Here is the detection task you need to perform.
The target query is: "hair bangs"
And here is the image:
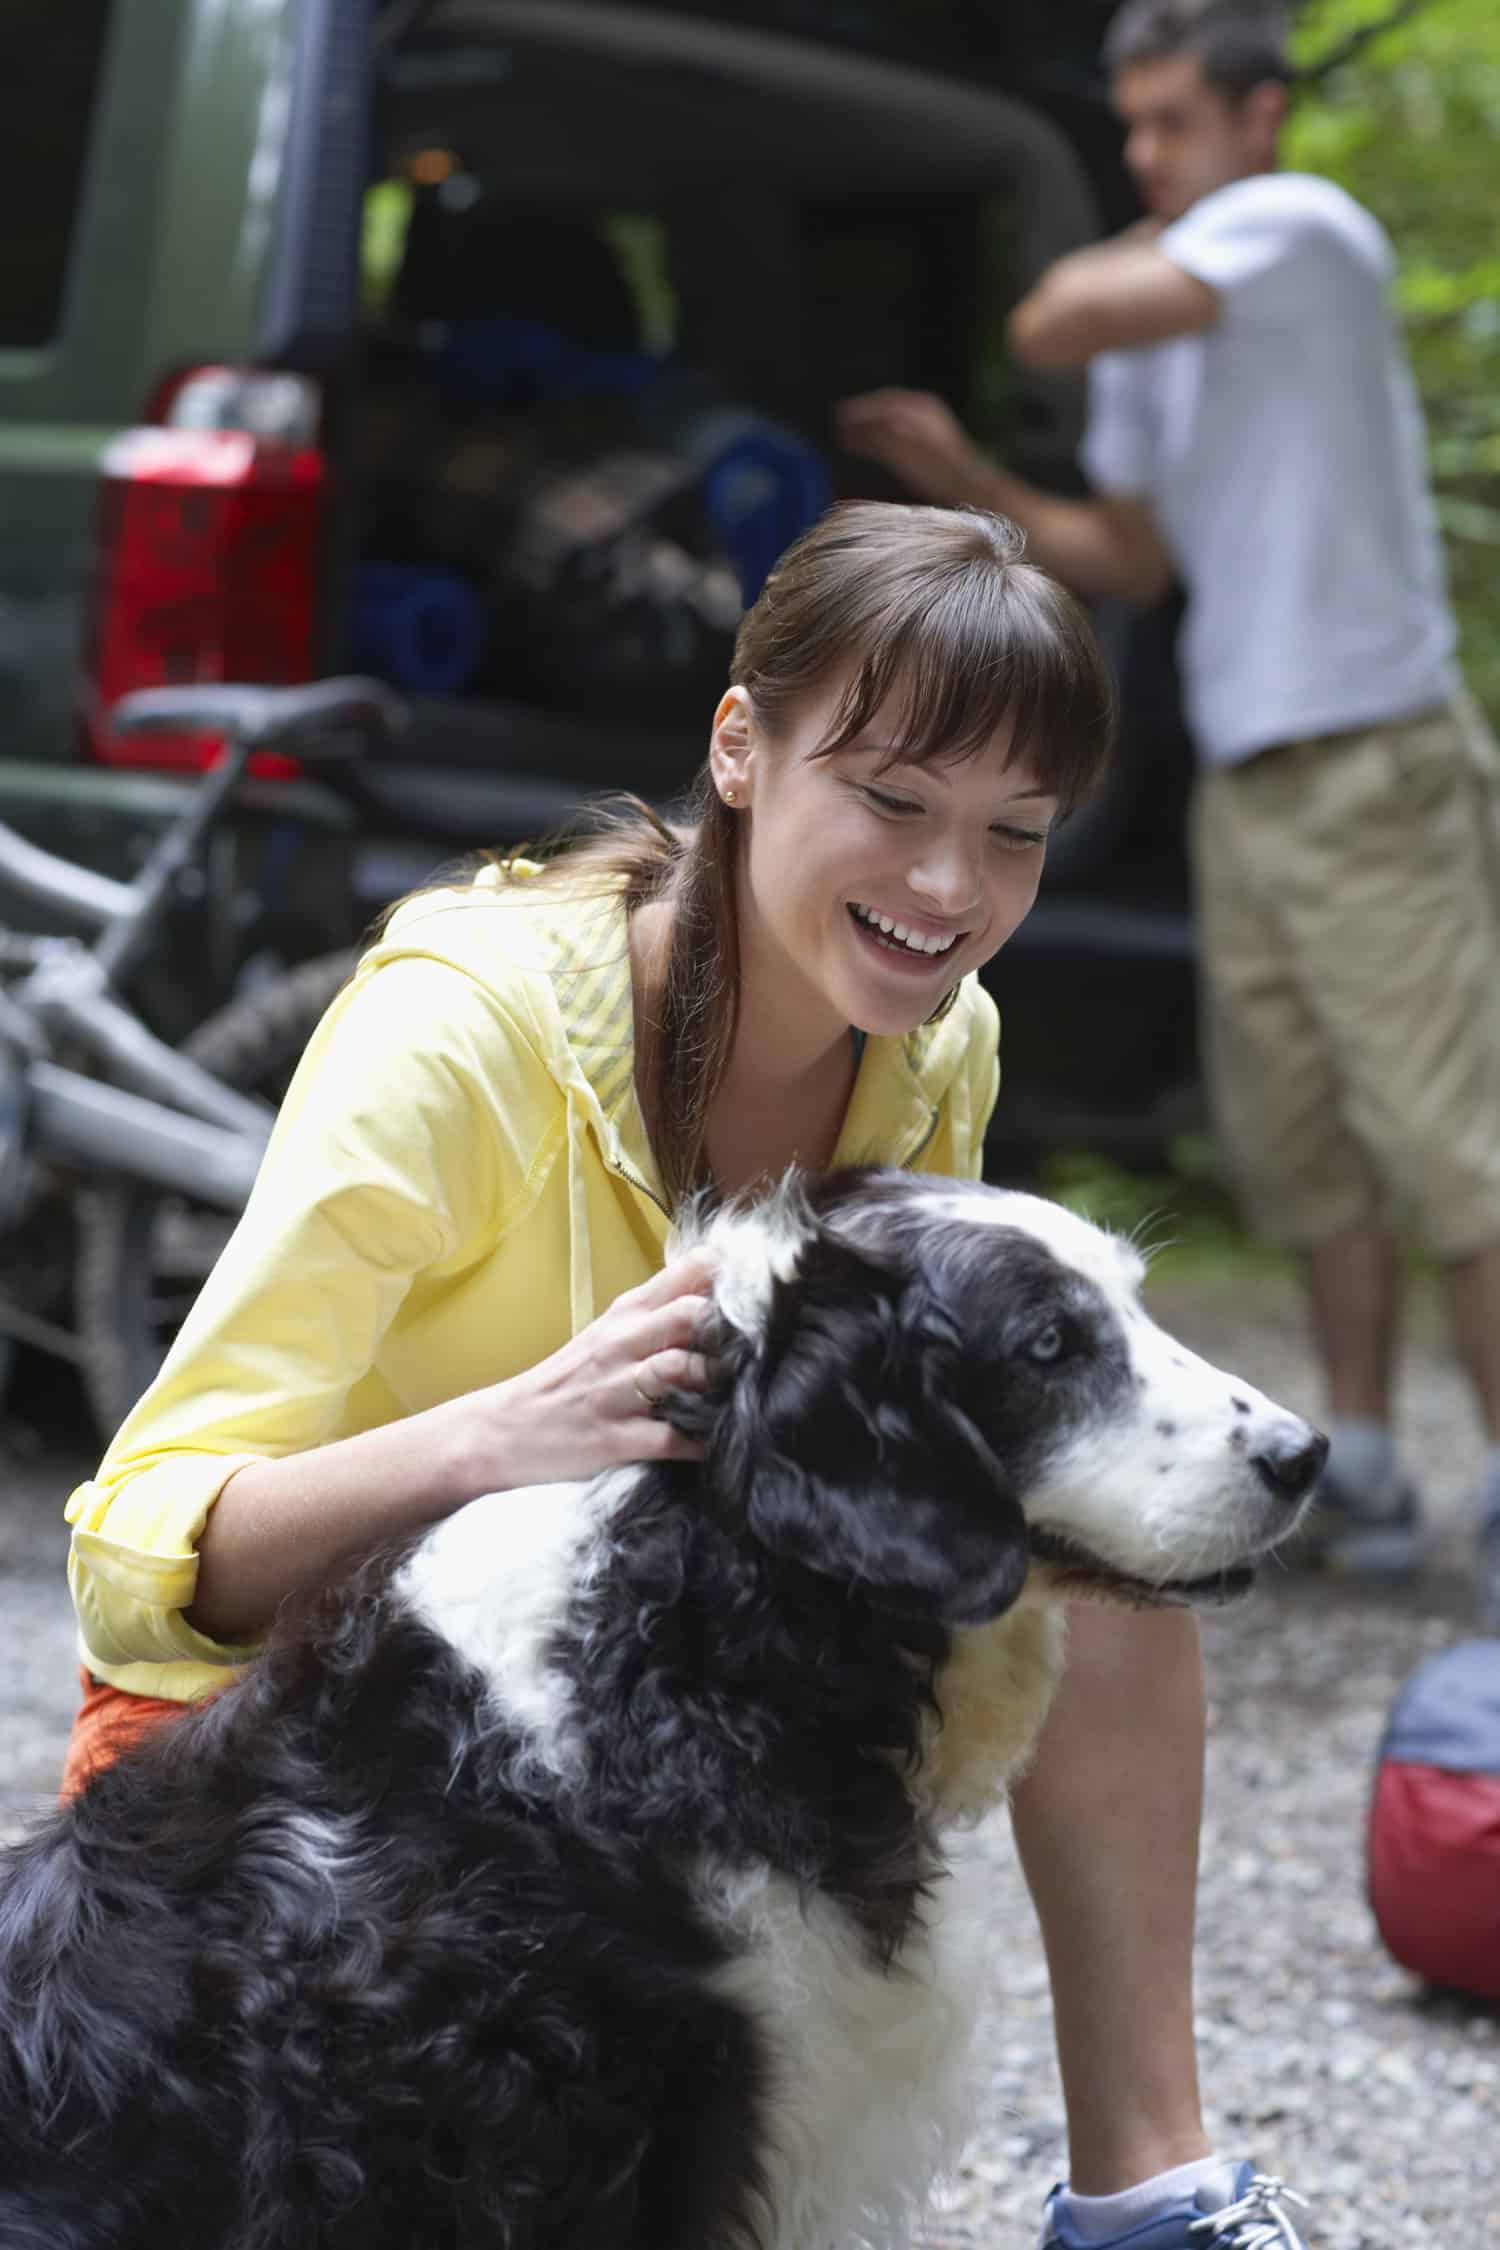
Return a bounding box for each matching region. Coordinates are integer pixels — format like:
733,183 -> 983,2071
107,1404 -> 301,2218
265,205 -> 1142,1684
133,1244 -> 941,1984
814,561 -> 1116,814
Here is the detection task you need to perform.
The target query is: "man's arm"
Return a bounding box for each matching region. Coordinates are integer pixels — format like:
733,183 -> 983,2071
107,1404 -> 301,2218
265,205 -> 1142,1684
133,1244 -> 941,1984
833,389 -> 1175,606
1006,235 -> 1220,372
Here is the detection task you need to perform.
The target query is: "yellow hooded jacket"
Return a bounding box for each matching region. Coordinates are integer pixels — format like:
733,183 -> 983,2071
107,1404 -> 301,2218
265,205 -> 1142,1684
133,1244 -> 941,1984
65,876 -> 1001,1702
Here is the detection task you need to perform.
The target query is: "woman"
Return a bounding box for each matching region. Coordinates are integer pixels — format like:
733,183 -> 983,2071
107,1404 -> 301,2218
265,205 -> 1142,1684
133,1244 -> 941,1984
62,504 -> 1307,2250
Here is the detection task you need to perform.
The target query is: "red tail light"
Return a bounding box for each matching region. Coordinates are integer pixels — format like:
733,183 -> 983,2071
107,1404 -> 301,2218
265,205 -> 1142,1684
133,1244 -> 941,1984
85,370 -> 326,777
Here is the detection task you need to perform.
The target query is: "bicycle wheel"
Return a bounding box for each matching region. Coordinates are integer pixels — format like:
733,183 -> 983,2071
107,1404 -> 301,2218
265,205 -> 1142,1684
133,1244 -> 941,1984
75,950 -> 356,1443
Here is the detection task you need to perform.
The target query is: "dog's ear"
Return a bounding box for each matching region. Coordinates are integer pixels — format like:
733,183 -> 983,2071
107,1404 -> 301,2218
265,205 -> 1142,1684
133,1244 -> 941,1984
709,1240 -> 1031,1627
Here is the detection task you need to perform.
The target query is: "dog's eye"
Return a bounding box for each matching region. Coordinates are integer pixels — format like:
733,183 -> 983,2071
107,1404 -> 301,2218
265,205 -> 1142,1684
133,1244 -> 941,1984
1030,1323 -> 1065,1364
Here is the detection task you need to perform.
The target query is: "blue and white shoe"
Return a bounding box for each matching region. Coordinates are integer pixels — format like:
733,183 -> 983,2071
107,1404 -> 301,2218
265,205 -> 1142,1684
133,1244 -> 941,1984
1039,2162 -> 1311,2249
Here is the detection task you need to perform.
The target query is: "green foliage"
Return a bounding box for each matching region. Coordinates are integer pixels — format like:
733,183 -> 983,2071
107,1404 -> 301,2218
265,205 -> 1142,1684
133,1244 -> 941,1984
1038,1140 -> 1281,1278
1285,0 -> 1500,719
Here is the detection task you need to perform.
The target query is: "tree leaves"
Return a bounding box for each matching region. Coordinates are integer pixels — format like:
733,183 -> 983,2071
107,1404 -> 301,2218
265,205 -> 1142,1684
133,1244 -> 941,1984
1286,0 -> 1500,715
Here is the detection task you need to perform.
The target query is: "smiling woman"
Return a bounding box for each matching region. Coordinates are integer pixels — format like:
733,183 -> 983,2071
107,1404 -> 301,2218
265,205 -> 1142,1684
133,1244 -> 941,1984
512,499 -> 1118,1202
706,684 -> 1063,1070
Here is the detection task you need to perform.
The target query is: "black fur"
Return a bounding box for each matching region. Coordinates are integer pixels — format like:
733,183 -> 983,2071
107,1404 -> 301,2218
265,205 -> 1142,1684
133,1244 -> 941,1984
0,1166 -> 1113,2250
0,1564 -> 773,2250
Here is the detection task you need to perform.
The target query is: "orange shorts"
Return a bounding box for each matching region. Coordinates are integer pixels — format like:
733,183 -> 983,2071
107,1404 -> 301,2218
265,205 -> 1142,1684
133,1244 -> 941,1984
59,1669 -> 192,1802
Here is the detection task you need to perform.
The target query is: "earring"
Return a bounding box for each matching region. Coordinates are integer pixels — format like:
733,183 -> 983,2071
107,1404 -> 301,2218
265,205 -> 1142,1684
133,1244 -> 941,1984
722,788 -> 738,805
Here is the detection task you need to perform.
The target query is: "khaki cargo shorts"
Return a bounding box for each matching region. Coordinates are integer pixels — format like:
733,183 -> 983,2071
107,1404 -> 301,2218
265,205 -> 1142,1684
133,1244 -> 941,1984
1192,694 -> 1500,1258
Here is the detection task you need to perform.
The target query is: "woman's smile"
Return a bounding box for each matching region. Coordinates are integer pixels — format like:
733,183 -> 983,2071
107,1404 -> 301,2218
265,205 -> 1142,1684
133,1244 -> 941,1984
847,900 -> 969,971
717,708 -> 1058,1043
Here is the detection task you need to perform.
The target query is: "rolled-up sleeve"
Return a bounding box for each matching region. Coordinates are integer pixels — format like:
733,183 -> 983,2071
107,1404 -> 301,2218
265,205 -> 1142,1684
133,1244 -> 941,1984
1158,182 -> 1338,324
66,950 -> 560,1676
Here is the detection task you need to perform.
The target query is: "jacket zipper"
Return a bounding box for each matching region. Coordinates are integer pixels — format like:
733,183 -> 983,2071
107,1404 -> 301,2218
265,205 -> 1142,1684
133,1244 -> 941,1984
902,1107 -> 941,1167
610,1154 -> 671,1218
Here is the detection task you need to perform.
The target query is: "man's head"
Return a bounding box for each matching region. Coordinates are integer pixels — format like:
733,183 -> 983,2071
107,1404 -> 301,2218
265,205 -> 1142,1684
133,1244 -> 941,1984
1103,1 -> 1293,220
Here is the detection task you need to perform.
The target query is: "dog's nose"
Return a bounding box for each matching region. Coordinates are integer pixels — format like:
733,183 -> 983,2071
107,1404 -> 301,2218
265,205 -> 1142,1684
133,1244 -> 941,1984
1251,1422 -> 1329,1504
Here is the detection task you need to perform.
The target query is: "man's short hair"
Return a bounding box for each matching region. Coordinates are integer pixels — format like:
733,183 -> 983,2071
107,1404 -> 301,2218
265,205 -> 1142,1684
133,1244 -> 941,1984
1102,0 -> 1294,103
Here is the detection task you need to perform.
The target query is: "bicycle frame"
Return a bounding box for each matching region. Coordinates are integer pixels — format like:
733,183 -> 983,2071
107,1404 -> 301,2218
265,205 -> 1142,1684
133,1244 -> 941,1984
0,677 -> 400,1226
0,731 -> 278,1222
26,1061 -> 269,1208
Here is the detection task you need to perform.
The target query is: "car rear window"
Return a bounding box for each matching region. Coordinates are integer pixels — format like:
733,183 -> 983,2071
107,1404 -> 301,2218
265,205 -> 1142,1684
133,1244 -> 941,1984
0,1 -> 115,348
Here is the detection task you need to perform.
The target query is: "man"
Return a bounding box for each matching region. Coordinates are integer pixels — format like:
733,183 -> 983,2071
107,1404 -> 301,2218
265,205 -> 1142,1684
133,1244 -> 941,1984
840,0 -> 1500,1621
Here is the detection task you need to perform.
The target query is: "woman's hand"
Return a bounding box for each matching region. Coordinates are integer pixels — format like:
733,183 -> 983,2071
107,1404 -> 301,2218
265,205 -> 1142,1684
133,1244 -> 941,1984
456,1251 -> 720,1492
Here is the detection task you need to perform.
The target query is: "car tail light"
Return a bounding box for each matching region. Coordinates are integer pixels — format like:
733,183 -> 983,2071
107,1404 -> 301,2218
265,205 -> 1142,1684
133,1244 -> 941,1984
84,370 -> 327,777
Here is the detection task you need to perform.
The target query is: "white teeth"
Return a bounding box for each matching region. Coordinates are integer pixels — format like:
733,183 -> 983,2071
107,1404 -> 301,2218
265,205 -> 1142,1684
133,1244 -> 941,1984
851,903 -> 957,957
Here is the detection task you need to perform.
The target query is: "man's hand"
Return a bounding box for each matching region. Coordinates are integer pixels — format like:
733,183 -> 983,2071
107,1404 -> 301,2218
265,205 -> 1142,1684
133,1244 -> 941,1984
837,383 -> 1176,605
834,389 -> 990,508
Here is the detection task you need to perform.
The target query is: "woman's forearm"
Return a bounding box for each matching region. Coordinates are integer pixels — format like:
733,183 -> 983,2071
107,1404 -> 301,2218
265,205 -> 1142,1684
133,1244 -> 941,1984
183,1252 -> 718,1644
184,1396 -> 491,1644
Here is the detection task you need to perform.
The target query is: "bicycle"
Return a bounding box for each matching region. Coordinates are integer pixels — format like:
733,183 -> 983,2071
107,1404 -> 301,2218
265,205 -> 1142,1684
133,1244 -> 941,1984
0,677 -> 404,1439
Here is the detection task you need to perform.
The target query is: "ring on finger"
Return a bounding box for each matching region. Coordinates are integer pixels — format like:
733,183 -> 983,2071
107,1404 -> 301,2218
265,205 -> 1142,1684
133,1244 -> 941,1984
633,1368 -> 662,1412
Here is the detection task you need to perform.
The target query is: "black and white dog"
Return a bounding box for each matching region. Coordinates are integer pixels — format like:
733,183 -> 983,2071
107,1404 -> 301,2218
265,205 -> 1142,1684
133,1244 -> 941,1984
0,1169 -> 1325,2250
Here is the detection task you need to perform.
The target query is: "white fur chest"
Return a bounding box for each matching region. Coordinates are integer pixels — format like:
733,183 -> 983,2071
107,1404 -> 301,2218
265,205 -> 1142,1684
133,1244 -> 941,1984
695,1857 -> 989,2250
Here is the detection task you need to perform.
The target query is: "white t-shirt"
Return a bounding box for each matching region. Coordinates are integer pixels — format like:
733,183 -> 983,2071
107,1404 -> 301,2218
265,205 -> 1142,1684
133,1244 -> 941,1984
1082,172 -> 1457,766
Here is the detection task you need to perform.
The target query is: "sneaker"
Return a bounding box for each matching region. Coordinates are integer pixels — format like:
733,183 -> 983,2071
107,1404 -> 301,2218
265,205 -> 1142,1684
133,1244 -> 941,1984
1039,2163 -> 1311,2249
1293,1462 -> 1423,1576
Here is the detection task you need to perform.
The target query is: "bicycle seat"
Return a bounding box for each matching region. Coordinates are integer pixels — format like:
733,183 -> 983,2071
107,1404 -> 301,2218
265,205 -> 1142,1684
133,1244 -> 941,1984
106,677 -> 407,758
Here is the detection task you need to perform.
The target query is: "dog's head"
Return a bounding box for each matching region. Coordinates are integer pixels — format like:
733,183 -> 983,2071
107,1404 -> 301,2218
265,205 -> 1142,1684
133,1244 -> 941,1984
667,1168 -> 1325,1629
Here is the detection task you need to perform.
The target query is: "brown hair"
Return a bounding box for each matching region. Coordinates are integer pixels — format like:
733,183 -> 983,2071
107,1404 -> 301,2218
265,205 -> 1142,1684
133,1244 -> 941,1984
506,502 -> 1115,1208
1102,0 -> 1293,104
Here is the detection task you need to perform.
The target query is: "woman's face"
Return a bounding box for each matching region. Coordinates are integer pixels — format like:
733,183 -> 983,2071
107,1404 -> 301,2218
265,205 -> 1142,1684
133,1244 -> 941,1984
711,679 -> 1060,1043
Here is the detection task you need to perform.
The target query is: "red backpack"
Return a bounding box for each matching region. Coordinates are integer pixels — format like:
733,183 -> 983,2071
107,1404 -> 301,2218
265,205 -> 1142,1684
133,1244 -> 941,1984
1367,1638 -> 1500,2000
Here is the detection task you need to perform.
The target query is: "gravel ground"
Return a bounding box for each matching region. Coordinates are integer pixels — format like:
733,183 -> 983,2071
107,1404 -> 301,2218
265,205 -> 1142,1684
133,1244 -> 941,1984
1,1265 -> 1495,2246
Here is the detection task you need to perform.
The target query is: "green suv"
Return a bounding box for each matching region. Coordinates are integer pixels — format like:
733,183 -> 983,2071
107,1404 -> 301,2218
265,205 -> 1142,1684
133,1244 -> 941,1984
0,0 -> 1197,1144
